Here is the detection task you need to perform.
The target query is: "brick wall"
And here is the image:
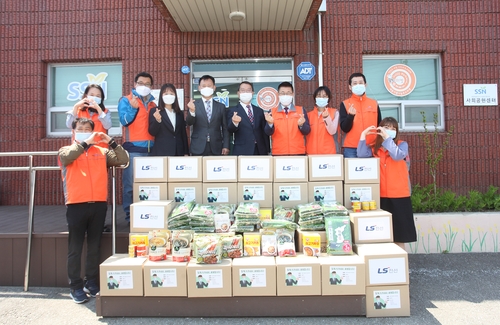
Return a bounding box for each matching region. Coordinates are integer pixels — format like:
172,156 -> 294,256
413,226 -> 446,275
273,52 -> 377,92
0,0 -> 498,205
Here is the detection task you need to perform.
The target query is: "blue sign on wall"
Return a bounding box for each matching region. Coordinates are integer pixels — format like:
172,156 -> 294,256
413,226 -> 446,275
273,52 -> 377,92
297,62 -> 316,81
181,65 -> 190,74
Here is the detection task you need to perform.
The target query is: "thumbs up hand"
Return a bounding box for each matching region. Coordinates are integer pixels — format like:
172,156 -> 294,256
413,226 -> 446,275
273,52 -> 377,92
298,114 -> 305,127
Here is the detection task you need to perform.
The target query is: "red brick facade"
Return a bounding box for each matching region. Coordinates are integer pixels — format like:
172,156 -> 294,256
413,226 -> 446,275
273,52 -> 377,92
0,0 -> 499,205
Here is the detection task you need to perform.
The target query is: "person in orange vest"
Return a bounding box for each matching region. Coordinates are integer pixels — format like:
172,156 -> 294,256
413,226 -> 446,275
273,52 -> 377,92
264,82 -> 310,155
339,73 -> 381,158
357,117 -> 417,250
306,86 -> 340,154
118,72 -> 156,224
58,117 -> 128,303
66,84 -> 111,148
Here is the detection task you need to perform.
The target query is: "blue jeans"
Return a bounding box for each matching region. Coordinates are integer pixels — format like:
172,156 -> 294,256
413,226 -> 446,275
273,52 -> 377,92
122,151 -> 149,221
343,147 -> 358,158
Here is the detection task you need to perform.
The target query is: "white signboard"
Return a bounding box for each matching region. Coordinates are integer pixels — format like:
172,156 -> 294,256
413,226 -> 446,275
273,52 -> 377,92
463,84 -> 498,106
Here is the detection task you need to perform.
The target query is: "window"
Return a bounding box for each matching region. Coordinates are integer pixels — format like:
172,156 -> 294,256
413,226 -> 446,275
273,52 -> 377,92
47,63 -> 123,136
363,55 -> 444,131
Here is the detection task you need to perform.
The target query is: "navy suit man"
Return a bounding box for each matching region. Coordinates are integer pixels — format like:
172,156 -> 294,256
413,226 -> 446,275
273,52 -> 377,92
186,75 -> 229,156
227,81 -> 270,155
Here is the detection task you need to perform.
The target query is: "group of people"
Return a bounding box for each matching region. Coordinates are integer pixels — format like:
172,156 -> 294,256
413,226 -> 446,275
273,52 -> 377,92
58,71 -> 416,304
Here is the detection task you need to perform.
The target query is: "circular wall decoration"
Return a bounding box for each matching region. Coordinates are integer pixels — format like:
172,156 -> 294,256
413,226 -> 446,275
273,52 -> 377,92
384,64 -> 417,97
257,87 -> 279,111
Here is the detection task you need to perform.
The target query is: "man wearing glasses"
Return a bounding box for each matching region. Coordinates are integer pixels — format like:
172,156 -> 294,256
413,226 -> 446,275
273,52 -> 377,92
118,72 -> 156,225
264,81 -> 310,155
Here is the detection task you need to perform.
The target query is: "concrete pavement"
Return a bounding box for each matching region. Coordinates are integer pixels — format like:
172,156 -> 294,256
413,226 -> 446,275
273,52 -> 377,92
1,253 -> 499,325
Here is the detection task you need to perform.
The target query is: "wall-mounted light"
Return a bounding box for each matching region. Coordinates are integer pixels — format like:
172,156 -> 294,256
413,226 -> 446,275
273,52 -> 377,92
229,11 -> 246,21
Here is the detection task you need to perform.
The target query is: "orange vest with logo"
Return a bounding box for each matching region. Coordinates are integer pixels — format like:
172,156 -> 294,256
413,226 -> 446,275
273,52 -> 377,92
376,141 -> 411,198
60,145 -> 109,204
306,107 -> 337,155
77,108 -> 108,134
343,94 -> 379,148
270,106 -> 306,155
123,93 -> 155,143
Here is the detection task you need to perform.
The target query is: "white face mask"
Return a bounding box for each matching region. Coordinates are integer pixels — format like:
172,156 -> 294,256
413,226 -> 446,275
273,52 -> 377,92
74,132 -> 92,143
385,129 -> 397,139
315,97 -> 328,108
162,94 -> 176,105
200,87 -> 214,97
351,84 -> 366,96
279,95 -> 293,107
239,92 -> 253,104
135,85 -> 151,97
87,95 -> 101,105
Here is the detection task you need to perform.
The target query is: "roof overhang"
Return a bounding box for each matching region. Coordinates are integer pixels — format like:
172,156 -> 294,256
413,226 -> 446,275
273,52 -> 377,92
152,0 -> 323,32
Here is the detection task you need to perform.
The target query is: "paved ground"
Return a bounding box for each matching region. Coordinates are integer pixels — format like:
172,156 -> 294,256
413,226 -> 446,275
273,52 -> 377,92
1,253 -> 499,325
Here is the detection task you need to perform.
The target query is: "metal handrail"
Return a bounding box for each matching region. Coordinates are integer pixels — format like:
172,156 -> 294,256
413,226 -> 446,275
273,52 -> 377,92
0,151 -> 123,291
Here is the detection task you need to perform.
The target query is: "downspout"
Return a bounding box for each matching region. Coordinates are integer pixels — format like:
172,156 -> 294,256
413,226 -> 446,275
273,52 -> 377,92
318,12 -> 324,87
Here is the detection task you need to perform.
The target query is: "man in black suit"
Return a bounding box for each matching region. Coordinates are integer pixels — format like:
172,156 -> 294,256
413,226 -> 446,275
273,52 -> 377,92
186,75 -> 229,156
227,81 -> 270,155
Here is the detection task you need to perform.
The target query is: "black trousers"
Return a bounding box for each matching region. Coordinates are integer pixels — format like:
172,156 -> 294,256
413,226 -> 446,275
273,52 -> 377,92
66,202 -> 107,290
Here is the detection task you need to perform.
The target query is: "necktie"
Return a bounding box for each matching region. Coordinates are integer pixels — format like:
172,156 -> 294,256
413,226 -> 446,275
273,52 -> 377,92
205,100 -> 212,122
284,106 -> 289,115
246,105 -> 254,124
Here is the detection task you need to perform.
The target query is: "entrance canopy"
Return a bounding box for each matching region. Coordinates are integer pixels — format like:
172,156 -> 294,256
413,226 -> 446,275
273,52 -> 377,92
153,0 -> 323,32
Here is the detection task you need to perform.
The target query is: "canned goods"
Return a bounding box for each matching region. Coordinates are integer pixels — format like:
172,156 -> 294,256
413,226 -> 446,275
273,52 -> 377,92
128,245 -> 136,258
136,244 -> 147,257
361,201 -> 370,211
352,201 -> 361,212
369,200 -> 377,210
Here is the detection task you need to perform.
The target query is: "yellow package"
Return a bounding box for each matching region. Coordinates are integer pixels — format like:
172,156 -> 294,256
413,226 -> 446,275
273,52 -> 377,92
243,233 -> 261,256
302,232 -> 321,257
130,233 -> 149,246
259,208 -> 273,221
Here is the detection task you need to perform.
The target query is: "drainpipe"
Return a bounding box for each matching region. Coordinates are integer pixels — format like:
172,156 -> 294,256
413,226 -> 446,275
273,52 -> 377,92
317,1 -> 326,86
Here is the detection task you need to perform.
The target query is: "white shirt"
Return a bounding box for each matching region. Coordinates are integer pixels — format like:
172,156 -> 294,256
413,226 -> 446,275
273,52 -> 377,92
165,108 -> 176,131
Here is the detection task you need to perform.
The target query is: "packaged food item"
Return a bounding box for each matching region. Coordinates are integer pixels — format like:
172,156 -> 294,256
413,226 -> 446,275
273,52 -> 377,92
325,216 -> 353,255
296,202 -> 322,218
168,200 -> 195,230
214,212 -> 231,233
171,230 -> 193,262
193,235 -> 223,264
243,233 -> 261,256
261,219 -> 298,230
260,229 -> 277,256
136,244 -> 147,257
302,232 -> 321,257
130,234 -> 149,247
273,205 -> 296,222
276,228 -> 296,257
128,245 -> 136,258
259,208 -> 273,221
148,230 -> 170,261
221,235 -> 243,258
319,201 -> 349,216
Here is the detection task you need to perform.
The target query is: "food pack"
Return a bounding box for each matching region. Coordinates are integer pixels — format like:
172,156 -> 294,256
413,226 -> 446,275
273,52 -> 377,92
260,229 -> 277,256
301,232 -> 321,257
221,235 -> 243,258
276,228 -> 296,257
168,200 -> 195,230
243,233 -> 261,256
325,216 -> 353,255
273,205 -> 296,222
148,230 -> 170,261
193,235 -> 223,264
171,230 -> 194,262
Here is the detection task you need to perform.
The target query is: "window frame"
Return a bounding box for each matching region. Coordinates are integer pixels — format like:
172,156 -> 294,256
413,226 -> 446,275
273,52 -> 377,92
363,54 -> 444,131
46,62 -> 122,137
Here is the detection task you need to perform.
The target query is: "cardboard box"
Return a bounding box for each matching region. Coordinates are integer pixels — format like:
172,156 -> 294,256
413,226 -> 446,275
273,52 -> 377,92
238,156 -> 274,182
130,200 -> 174,233
296,230 -> 328,254
133,156 -> 168,183
167,182 -> 203,204
350,210 -> 393,244
133,182 -> 168,203
203,156 -> 237,182
366,285 -> 410,317
99,254 -> 147,296
237,183 -> 273,207
202,183 -> 238,205
186,259 -> 232,297
344,158 -> 380,184
143,260 -> 188,297
354,243 -> 409,286
232,256 -> 277,296
276,254 -> 321,296
273,156 -> 308,182
344,183 -> 380,211
319,255 -> 366,295
273,182 -> 308,208
308,181 -> 344,204
308,154 -> 344,181
167,156 -> 202,182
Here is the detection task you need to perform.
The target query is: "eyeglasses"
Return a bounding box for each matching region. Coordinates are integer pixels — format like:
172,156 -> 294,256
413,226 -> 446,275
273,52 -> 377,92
137,81 -> 152,87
